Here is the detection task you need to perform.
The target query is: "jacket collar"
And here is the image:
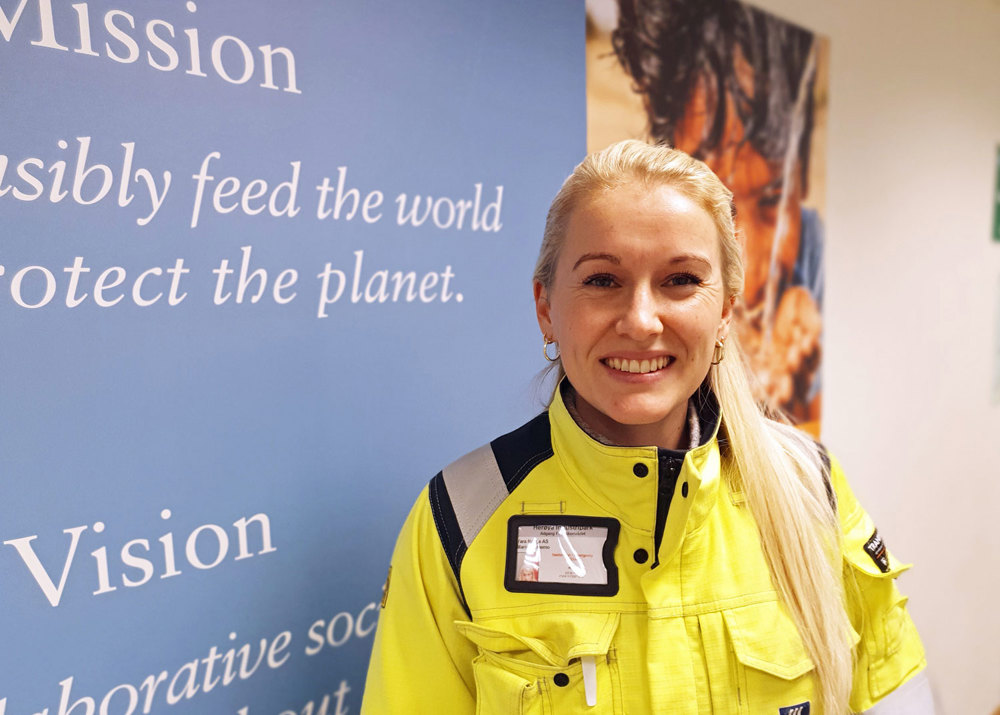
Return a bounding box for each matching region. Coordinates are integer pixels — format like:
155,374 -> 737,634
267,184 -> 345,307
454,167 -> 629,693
549,380 -> 724,537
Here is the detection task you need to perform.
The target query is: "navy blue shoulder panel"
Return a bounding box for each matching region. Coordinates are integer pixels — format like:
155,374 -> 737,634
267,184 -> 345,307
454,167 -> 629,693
816,442 -> 836,514
490,411 -> 553,493
428,470 -> 466,580
428,471 -> 472,617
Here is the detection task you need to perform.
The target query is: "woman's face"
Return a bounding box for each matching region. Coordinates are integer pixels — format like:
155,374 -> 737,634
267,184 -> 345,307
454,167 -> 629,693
535,181 -> 733,448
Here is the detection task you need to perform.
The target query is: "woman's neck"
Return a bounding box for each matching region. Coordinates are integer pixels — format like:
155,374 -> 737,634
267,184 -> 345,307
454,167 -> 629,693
562,383 -> 698,451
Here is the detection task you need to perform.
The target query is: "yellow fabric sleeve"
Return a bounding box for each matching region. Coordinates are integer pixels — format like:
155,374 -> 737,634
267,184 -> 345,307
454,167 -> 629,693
828,455 -> 928,713
361,485 -> 478,714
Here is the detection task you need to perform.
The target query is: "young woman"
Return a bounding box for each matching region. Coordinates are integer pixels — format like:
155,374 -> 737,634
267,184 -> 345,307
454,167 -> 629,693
362,141 -> 930,714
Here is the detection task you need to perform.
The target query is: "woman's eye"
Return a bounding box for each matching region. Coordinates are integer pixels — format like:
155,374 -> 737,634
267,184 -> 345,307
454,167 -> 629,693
758,191 -> 782,209
758,175 -> 784,209
583,273 -> 616,288
666,273 -> 703,287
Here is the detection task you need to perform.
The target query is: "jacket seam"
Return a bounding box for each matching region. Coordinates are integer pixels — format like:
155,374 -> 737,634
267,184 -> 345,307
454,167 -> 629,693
505,448 -> 555,494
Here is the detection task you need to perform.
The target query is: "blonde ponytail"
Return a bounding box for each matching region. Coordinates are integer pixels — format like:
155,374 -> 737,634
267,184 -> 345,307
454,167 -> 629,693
712,337 -> 854,714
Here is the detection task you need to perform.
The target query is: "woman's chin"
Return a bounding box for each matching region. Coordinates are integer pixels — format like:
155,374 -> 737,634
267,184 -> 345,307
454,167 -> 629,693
581,397 -> 688,446
603,394 -> 685,426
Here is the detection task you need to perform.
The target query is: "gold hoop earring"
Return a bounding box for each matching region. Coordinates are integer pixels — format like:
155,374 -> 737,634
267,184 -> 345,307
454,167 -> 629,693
543,337 -> 560,362
711,339 -> 726,365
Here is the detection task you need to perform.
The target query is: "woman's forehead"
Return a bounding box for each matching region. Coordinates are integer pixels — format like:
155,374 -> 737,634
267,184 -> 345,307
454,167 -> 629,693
563,182 -> 720,256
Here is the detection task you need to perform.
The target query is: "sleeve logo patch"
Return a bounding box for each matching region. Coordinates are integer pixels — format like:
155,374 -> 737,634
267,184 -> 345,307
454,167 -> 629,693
779,703 -> 810,715
864,529 -> 890,573
380,565 -> 392,609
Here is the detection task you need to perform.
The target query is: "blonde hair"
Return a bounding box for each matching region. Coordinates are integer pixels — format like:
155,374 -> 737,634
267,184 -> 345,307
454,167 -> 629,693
534,140 -> 853,714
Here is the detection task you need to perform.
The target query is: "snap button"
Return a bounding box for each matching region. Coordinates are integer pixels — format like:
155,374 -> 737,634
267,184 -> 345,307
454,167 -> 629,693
553,673 -> 570,687
681,481 -> 689,497
633,548 -> 648,564
632,463 -> 648,478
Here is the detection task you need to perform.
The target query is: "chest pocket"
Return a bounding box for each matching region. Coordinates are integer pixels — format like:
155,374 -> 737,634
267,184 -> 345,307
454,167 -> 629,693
455,612 -> 623,715
721,601 -> 821,715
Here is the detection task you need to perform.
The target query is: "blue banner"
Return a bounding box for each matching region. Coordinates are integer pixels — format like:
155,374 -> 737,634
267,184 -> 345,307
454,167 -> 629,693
0,1 -> 583,711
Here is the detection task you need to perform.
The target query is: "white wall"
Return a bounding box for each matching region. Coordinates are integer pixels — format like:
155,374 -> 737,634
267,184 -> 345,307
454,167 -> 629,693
746,1 -> 1000,713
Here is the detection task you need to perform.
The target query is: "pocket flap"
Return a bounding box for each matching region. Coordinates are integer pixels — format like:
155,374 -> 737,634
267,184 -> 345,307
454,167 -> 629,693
455,612 -> 620,667
723,601 -> 815,680
842,515 -> 911,578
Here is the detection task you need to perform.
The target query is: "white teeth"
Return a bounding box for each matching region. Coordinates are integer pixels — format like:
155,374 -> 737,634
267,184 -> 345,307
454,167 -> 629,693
605,356 -> 671,374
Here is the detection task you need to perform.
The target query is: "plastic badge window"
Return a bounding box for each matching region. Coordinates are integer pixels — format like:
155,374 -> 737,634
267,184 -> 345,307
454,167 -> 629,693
504,515 -> 619,596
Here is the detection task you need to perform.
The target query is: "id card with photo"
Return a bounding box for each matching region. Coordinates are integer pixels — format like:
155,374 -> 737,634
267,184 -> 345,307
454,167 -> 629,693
504,515 -> 619,596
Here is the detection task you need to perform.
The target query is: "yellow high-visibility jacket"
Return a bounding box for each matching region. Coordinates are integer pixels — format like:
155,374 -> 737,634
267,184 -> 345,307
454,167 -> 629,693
362,385 -> 926,714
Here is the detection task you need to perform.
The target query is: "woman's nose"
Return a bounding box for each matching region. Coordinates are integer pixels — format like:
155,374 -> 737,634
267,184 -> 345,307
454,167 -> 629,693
616,286 -> 663,339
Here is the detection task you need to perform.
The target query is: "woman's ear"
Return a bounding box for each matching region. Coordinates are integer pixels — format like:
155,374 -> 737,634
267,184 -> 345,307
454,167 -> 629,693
719,294 -> 736,341
533,280 -> 553,338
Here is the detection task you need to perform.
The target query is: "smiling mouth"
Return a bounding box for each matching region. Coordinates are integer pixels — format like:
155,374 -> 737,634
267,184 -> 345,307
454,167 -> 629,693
602,356 -> 674,374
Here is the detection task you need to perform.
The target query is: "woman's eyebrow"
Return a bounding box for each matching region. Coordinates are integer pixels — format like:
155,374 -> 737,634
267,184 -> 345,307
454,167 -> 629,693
669,253 -> 712,269
572,252 -> 620,270
573,252 -> 712,271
